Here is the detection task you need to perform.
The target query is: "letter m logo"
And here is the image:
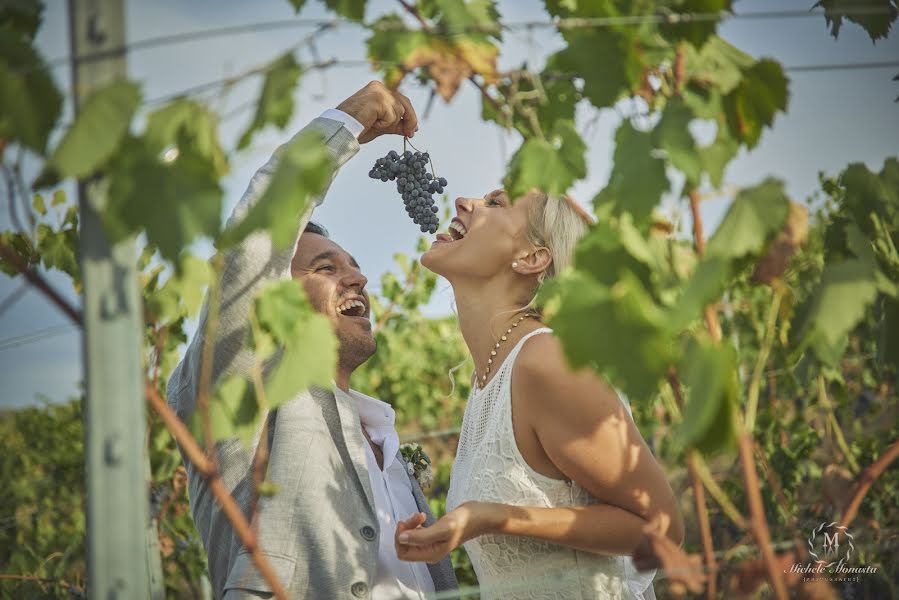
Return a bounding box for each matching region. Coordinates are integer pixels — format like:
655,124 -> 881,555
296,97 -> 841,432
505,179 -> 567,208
823,531 -> 840,555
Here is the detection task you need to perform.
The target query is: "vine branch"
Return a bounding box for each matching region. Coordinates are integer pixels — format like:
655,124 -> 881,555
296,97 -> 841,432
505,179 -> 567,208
840,436 -> 899,528
144,382 -> 288,600
0,241 -> 82,326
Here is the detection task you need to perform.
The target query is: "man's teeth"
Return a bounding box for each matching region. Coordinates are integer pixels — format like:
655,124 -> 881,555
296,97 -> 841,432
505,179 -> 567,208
448,221 -> 467,238
336,299 -> 365,315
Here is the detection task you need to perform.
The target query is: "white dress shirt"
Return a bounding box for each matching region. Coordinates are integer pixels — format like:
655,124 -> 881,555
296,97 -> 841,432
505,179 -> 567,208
319,108 -> 366,139
334,388 -> 436,599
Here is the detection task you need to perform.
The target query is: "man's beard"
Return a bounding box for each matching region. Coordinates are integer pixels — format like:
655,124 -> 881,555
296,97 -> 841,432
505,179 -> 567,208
337,330 -> 377,374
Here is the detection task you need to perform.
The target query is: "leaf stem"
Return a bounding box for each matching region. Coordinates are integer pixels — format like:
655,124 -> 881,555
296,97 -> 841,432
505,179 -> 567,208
817,375 -> 861,474
197,253 -> 224,457
745,285 -> 784,431
840,436 -> 899,528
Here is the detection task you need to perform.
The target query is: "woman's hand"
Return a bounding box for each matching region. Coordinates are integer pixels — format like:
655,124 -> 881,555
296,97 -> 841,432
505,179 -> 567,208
395,502 -> 495,563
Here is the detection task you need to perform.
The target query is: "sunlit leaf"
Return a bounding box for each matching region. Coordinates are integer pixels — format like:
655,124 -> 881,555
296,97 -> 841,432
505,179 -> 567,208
594,121 -> 670,226
549,270 -> 676,400
706,178 -> 790,260
545,29 -> 631,109
237,53 -> 302,150
659,0 -> 732,47
654,97 -> 701,184
49,79 -> 141,178
676,335 -> 738,454
504,119 -> 586,200
723,59 -> 789,150
253,279 -> 338,409
146,98 -> 229,177
219,129 -> 333,250
106,136 -> 222,262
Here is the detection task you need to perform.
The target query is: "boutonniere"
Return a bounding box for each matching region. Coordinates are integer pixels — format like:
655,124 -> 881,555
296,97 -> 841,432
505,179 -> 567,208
400,442 -> 433,490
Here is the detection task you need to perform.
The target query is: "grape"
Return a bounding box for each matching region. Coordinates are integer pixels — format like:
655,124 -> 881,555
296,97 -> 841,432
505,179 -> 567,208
368,146 -> 448,234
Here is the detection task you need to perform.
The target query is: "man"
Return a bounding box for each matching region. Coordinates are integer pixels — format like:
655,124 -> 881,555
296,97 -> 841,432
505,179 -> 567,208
167,82 -> 458,599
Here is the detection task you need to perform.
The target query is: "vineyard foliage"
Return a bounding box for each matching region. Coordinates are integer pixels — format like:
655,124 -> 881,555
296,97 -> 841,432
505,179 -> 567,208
1,0 -> 898,598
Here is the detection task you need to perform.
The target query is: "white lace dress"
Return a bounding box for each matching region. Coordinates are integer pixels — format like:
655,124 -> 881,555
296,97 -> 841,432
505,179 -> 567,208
446,328 -> 657,600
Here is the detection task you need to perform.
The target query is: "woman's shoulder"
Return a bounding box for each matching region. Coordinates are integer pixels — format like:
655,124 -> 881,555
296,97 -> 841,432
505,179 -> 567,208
514,329 -> 623,417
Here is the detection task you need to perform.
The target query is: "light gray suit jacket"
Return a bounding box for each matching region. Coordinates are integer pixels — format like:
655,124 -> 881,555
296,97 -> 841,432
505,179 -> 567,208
166,118 -> 458,599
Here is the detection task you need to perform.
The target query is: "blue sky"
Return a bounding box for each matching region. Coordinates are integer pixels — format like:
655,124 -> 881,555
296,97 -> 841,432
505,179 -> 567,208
1,0 -> 897,408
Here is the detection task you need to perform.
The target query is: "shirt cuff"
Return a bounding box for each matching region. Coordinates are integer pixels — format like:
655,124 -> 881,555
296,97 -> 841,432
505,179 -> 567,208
319,108 -> 365,140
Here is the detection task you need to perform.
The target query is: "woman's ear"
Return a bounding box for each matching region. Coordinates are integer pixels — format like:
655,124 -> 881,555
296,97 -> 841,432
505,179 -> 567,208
513,247 -> 553,277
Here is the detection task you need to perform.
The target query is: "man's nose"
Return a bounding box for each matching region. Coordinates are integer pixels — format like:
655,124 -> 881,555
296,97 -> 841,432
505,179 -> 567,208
343,268 -> 368,290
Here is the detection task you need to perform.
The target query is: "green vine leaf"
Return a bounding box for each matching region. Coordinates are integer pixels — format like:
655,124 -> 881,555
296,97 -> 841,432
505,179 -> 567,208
219,129 -> 333,251
659,0 -> 733,48
47,79 -> 141,179
106,136 -> 222,263
707,178 -> 790,260
253,280 -> 338,409
548,270 -> 676,401
594,121 -> 670,227
676,335 -> 738,454
146,99 -> 229,178
503,119 -> 586,200
545,29 -> 632,110
723,59 -> 789,150
238,53 -> 303,150
323,0 -> 367,22
814,0 -> 898,42
0,31 -> 63,155
654,97 -> 702,184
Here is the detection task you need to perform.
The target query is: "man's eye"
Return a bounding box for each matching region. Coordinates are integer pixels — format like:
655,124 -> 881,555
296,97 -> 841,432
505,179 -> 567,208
316,265 -> 335,272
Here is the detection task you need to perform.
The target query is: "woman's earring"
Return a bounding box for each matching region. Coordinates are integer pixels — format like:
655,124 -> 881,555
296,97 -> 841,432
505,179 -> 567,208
512,261 -> 518,268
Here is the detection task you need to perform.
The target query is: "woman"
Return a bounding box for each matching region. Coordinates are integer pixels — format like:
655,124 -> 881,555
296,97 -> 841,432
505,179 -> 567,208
395,189 -> 683,599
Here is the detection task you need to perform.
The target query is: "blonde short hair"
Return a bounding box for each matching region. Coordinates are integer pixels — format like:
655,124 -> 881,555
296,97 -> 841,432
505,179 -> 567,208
525,191 -> 592,285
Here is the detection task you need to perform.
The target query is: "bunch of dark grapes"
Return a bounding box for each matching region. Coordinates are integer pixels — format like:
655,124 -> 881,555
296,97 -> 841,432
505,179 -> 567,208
369,149 -> 447,234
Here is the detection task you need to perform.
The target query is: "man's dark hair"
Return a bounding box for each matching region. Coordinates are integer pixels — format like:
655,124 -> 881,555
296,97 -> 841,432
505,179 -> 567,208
304,221 -> 329,238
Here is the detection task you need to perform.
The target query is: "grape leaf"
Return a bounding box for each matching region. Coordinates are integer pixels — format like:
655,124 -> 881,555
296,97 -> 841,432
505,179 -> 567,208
32,193 -> 46,216
0,32 -> 63,155
146,98 -> 229,177
654,97 -> 702,184
323,0 -> 367,22
545,29 -> 631,110
594,121 -> 670,227
697,127 -> 738,188
723,59 -> 789,150
219,129 -> 333,251
548,270 -> 676,401
253,280 -> 338,409
503,119 -> 586,200
706,178 -> 790,260
0,0 -> 44,39
48,79 -> 141,178
686,35 -> 754,95
814,0 -> 898,42
238,53 -> 302,150
106,136 -> 222,263
676,335 -> 738,454
797,258 -> 879,366
190,375 -> 259,445
659,0 -> 733,48
668,256 -> 731,330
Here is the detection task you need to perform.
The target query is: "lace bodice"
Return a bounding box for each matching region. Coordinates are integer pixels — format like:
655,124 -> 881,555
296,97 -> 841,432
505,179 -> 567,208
446,328 -> 656,599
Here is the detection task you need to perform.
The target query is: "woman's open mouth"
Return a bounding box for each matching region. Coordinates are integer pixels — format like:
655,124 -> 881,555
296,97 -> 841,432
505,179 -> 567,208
434,219 -> 467,244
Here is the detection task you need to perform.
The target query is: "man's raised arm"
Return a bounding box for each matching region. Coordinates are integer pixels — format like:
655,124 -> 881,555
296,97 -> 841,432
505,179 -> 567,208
167,82 -> 418,417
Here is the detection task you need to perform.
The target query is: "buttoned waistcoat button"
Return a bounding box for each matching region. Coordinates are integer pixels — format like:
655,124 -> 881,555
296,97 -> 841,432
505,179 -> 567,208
360,525 -> 376,541
351,581 -> 368,597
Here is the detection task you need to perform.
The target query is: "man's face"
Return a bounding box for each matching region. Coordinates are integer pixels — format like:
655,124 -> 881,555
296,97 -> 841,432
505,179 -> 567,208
291,233 -> 376,372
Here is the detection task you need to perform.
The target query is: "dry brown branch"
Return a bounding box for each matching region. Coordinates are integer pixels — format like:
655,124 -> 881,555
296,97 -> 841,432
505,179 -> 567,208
145,383 -> 289,600
840,436 -> 899,528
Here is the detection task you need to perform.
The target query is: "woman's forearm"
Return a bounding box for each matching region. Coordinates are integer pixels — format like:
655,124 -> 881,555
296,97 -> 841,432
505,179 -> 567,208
478,501 -> 649,556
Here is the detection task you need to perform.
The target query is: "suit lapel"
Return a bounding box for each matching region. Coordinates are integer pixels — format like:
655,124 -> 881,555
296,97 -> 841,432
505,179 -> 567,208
321,386 -> 377,514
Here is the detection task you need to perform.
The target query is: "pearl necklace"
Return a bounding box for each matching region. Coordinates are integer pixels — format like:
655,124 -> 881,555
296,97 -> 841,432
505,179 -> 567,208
477,313 -> 536,388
